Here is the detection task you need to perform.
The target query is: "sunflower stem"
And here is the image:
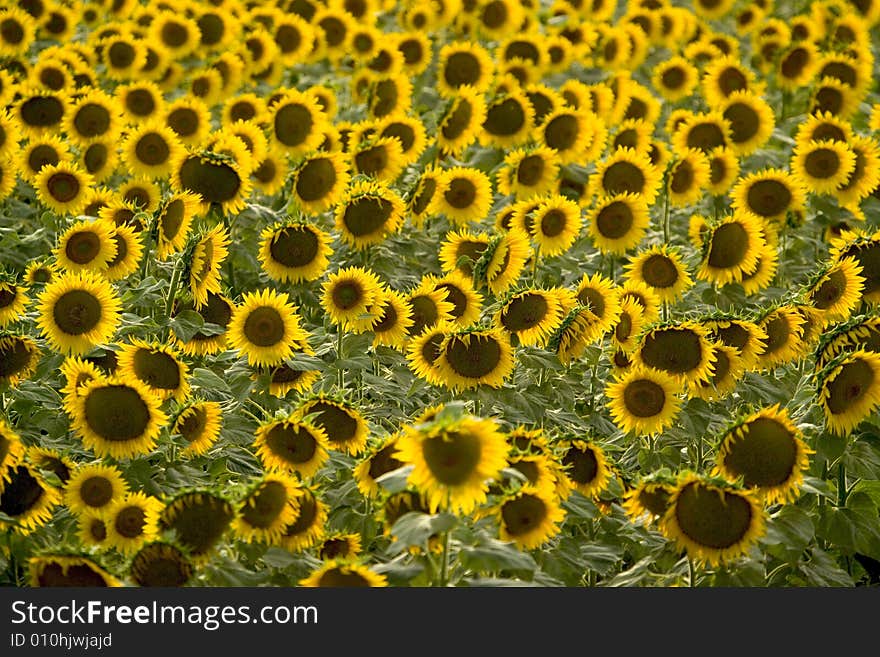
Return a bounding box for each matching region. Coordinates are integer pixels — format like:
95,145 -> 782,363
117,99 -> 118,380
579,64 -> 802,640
532,245 -> 540,284
439,526 -> 451,587
688,557 -> 697,587
837,462 -> 847,507
139,216 -> 157,281
336,327 -> 345,391
662,169 -> 671,245
162,258 -> 182,341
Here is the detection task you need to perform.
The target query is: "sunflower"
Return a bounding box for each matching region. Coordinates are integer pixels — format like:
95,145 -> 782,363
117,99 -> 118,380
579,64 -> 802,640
590,148 -> 661,204
103,224 -> 143,283
376,113 -> 427,166
405,278 -> 456,339
232,473 -> 300,544
406,322 -> 452,386
369,288 -> 414,350
755,305 -> 806,370
706,147 -> 740,196
336,180 -> 405,249
559,440 -> 611,498
436,327 -> 515,390
19,134 -> 71,183
433,167 -> 493,226
0,334 -> 40,388
28,555 -> 121,587
76,508 -> 109,548
188,224 -> 229,310
104,492 -> 163,555
635,322 -> 717,386
714,405 -> 811,505
661,473 -> 765,568
159,491 -> 235,562
37,270 -> 120,356
491,485 -> 564,550
740,238 -> 780,296
122,121 -> 184,180
53,218 -> 116,274
0,7 -> 35,57
496,288 -> 567,347
115,81 -> 165,124
696,212 -> 764,286
174,292 -> 233,357
354,435 -> 404,498
480,90 -> 535,149
129,541 -> 193,587
777,42 -> 820,90
528,194 -> 582,257
623,477 -> 676,526
292,151 -> 351,215
395,412 -> 508,514
295,397 -> 369,457
791,139 -> 857,196
625,245 -> 693,304
116,339 -> 189,403
587,193 -> 650,254
433,271 -> 483,328
688,344 -> 745,401
537,108 -> 605,164
651,56 -> 698,101
267,89 -> 326,158
438,229 -> 491,278
702,318 -> 768,372
280,487 -> 327,552
436,85 -> 487,157
484,229 -> 531,296
35,161 -> 92,216
259,222 -> 331,284
254,416 -> 330,479
497,145 -> 562,201
701,55 -> 759,107
609,118 -> 654,156
164,95 -> 211,147
606,365 -> 682,436
806,257 -> 865,326
0,418 -> 25,490
300,559 -> 387,587
619,279 -> 662,326
228,288 -> 309,368
719,91 -> 775,157
833,135 -> 880,208
437,41 -> 494,97
0,280 -> 26,328
321,267 -> 383,334
667,148 -> 710,207
732,168 -> 806,224
154,192 -> 198,260
318,533 -> 362,561
15,88 -> 67,138
0,464 -> 60,534
819,350 -> 880,436
173,400 -> 223,457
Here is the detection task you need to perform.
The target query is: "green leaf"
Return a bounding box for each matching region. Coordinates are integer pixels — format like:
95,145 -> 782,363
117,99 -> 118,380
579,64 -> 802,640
842,435 -> 880,481
388,511 -> 456,553
375,465 -> 413,494
457,537 -> 538,574
579,542 -> 624,576
169,310 -> 205,342
262,547 -> 300,569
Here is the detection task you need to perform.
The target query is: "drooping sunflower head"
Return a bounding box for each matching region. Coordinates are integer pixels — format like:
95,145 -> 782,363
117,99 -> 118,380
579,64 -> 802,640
0,463 -> 61,534
0,333 -> 39,388
754,305 -> 806,370
318,532 -> 363,561
714,404 -> 812,505
559,439 -> 611,498
300,559 -> 388,587
660,473 -> 766,568
28,554 -> 121,587
818,349 -> 880,436
280,486 -> 328,553
395,410 -> 509,514
187,223 -> 230,311
295,396 -> 369,457
805,256 -> 865,326
173,292 -> 234,356
159,490 -> 235,563
129,541 -> 193,587
354,434 -> 404,498
696,212 -> 764,287
233,473 -> 301,545
622,476 -> 676,526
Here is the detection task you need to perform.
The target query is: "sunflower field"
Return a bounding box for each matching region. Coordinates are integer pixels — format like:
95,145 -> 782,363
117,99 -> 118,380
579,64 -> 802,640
2,0 -> 880,590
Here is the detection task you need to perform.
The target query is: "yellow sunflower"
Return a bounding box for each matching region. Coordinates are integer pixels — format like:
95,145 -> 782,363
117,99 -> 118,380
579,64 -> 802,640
37,270 -> 121,356
105,492 -> 163,555
406,322 -> 452,386
370,288 -> 414,350
818,350 -> 880,436
229,288 -> 309,368
436,327 -> 515,390
0,464 -> 61,534
731,168 -> 806,224
70,377 -> 166,459
292,151 -> 351,215
28,555 -> 120,587
805,257 -> 865,326
232,473 -> 301,545
587,192 -> 650,255
395,412 -> 509,514
625,245 -> 694,304
254,416 -> 330,479
174,400 -> 223,457
35,162 -> 93,216
335,179 -> 405,249
559,440 -> 611,498
260,221 -> 333,285
300,560 -> 387,587
188,224 -> 230,310
434,166 -> 493,226
321,266 -> 383,331
494,486 -> 565,550
606,365 -> 682,436
280,487 -> 328,553
714,405 -> 812,505
791,139 -> 857,196
696,212 -> 764,286
495,288 -> 568,347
